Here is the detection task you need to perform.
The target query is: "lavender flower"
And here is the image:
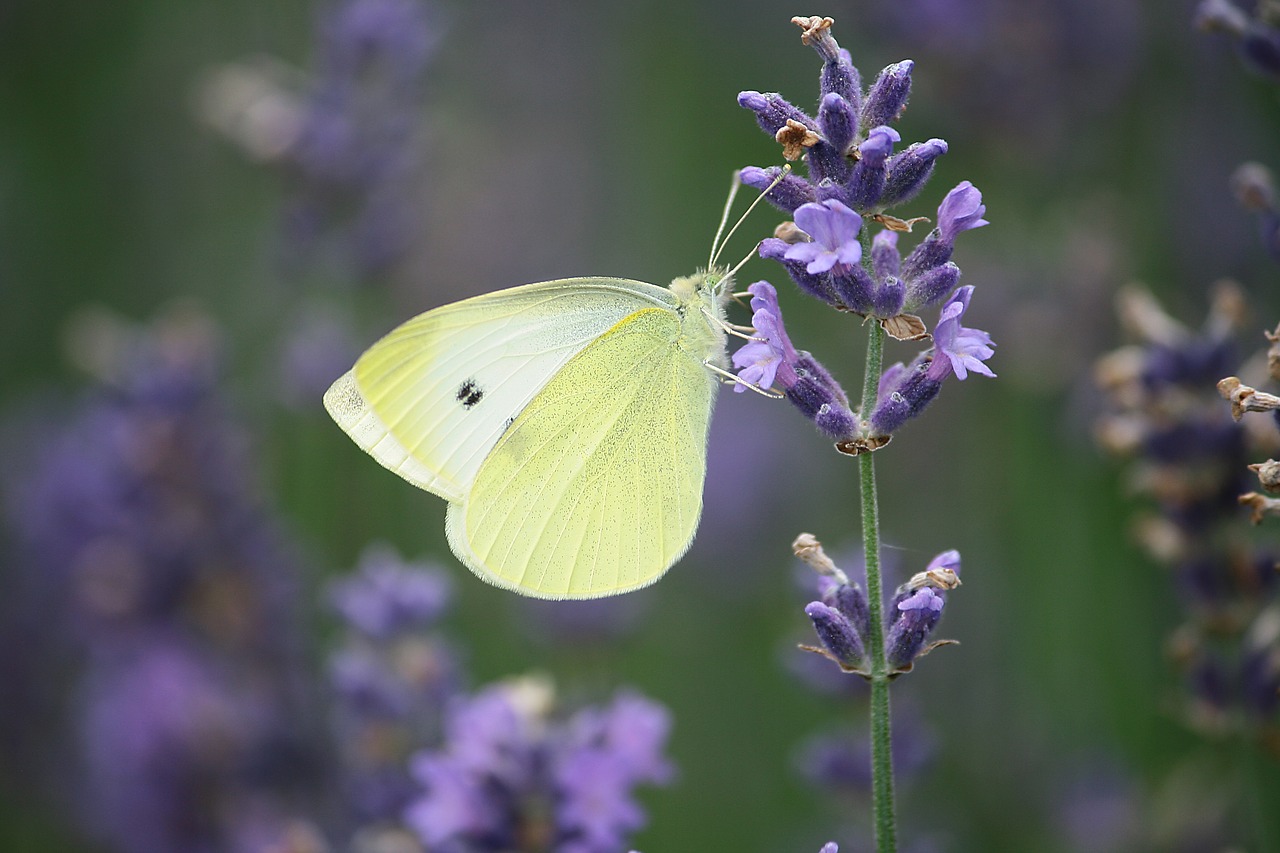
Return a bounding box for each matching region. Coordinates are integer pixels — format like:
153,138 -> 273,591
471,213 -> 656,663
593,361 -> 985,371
868,288 -> 995,438
732,283 -> 857,441
927,286 -> 997,382
785,200 -> 864,274
403,679 -> 673,853
740,17 -> 992,462
2,309 -> 315,853
332,543 -> 452,640
1096,283 -> 1280,743
885,589 -> 945,670
328,544 -> 459,826
799,540 -> 961,677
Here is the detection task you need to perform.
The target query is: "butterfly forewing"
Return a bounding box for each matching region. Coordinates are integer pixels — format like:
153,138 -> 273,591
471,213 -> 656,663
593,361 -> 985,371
323,278 -> 673,501
445,306 -> 719,598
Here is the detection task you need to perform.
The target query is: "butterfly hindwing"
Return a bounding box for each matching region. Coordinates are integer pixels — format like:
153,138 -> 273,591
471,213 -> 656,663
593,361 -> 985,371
445,306 -> 719,598
323,278 -> 674,502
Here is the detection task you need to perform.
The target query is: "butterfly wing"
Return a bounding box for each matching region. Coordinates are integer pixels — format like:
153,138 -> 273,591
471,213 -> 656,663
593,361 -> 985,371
445,305 -> 720,599
324,278 -> 673,502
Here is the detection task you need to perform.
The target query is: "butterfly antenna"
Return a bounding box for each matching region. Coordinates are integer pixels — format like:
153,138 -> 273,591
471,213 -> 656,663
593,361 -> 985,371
709,164 -> 792,270
725,241 -> 760,284
708,171 -> 744,270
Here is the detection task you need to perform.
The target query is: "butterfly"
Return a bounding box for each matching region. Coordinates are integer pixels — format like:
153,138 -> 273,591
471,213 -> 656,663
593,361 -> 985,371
323,174 -> 781,599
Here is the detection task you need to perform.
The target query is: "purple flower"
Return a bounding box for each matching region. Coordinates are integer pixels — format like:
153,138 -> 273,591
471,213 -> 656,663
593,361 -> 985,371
402,682 -> 674,852
927,286 -> 996,381
886,588 -> 946,670
785,200 -> 864,274
555,750 -> 645,851
732,282 -> 800,392
280,0 -> 440,278
937,180 -> 990,242
858,125 -> 901,163
926,549 -> 961,575
860,60 -> 914,130
2,310 -> 316,852
327,540 -> 459,826
805,601 -> 867,670
901,181 -> 989,282
403,754 -> 498,846
330,543 -> 451,639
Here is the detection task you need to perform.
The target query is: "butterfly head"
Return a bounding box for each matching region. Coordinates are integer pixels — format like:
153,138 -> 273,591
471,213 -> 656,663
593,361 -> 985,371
670,267 -> 733,309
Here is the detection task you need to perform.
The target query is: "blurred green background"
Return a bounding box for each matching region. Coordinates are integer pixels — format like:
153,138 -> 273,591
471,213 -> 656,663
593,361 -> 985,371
3,0 -> 1279,850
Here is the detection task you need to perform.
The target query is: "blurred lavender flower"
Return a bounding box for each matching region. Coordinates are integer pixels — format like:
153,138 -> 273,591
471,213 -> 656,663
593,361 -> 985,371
1,308 -> 319,852
796,716 -> 936,796
282,0 -> 439,277
403,678 -> 673,853
328,544 -> 460,827
1197,0 -> 1280,81
1096,284 -> 1280,745
197,0 -> 440,280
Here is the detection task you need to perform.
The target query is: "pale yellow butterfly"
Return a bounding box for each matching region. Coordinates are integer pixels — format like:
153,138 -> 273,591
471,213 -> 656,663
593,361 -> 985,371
323,173 -> 780,599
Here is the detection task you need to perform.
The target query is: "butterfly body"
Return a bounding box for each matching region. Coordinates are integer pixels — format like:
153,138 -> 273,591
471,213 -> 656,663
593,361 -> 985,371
324,271 -> 733,598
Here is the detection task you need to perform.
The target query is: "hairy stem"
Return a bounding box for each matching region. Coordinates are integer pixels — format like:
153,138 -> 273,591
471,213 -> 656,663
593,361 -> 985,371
859,318 -> 896,853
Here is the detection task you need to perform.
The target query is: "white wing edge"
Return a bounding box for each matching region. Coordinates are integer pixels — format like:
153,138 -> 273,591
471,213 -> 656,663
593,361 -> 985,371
444,500 -> 682,601
323,370 -> 466,502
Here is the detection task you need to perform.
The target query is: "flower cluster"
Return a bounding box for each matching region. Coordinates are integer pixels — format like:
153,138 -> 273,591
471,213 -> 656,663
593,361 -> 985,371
1095,285 -> 1280,742
1,309 -> 317,852
1196,0 -> 1280,81
403,678 -> 674,853
797,537 -> 961,678
732,17 -> 994,448
196,0 -> 439,279
328,544 -> 459,828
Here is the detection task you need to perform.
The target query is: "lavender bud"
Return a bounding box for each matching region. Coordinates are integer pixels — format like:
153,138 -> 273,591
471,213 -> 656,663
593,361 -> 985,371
860,61 -> 914,131
823,47 -> 861,109
905,261 -> 961,311
872,276 -> 906,319
823,581 -> 871,641
869,358 -> 943,437
737,90 -> 815,137
881,138 -> 949,207
901,230 -> 951,282
871,230 -> 901,282
741,166 -> 817,214
846,126 -> 900,210
805,601 -> 867,669
787,354 -> 858,440
885,588 -> 945,670
828,263 -> 877,314
816,92 -> 858,154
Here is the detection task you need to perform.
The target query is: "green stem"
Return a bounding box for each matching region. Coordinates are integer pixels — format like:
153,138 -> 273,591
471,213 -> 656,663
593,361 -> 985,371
859,320 -> 897,853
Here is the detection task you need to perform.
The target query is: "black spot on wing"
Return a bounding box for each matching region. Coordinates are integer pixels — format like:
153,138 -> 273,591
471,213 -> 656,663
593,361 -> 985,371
456,379 -> 484,409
